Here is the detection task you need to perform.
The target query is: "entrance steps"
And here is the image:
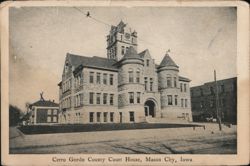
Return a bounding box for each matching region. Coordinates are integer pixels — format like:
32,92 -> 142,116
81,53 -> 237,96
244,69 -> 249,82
145,117 -> 190,124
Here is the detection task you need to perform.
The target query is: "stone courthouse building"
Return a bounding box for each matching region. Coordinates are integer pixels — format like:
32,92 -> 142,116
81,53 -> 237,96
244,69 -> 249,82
58,21 -> 192,124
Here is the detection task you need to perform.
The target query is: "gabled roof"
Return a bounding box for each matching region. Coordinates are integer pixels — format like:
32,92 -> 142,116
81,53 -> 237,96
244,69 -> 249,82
31,100 -> 59,107
138,49 -> 149,58
67,53 -> 118,71
158,54 -> 178,68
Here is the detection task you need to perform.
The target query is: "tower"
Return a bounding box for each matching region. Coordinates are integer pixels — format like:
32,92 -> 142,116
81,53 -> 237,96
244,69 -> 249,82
157,51 -> 180,117
115,46 -> 145,122
107,21 -> 138,61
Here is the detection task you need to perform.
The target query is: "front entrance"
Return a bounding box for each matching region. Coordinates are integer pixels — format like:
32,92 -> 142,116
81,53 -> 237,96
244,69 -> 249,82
144,100 -> 156,117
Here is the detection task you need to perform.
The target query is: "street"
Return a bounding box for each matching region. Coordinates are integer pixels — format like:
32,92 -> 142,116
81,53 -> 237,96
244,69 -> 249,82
10,123 -> 236,154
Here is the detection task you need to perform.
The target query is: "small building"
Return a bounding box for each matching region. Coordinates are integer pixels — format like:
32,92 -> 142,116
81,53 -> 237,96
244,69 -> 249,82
190,77 -> 237,124
29,94 -> 59,124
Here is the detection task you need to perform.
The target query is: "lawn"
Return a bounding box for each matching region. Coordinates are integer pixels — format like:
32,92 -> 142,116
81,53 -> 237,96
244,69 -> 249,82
18,123 -> 203,135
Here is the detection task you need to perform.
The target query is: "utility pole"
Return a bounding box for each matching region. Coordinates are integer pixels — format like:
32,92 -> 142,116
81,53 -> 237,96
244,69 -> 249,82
214,70 -> 222,131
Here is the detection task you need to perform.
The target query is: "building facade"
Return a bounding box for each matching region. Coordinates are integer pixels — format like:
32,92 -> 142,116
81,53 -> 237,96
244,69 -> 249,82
58,21 -> 192,124
190,77 -> 237,124
29,95 -> 59,124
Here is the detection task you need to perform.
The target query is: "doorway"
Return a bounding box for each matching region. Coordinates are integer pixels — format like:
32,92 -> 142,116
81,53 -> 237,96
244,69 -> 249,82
144,100 -> 156,117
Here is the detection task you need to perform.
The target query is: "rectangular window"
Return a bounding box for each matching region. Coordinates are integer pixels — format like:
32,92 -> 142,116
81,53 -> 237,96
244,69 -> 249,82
47,116 -> 51,123
97,112 -> 101,122
89,72 -> 94,83
137,92 -> 141,103
129,112 -> 135,122
168,95 -> 173,105
129,92 -> 134,104
181,99 -> 184,107
121,46 -> 125,55
96,93 -> 101,104
103,93 -> 108,104
210,87 -> 214,95
75,95 -> 79,107
174,77 -> 177,87
96,73 -> 101,84
103,74 -> 107,85
110,94 -> 114,105
80,94 -> 83,106
53,116 -> 57,122
47,109 -> 51,115
110,112 -> 114,122
220,85 -> 225,93
210,100 -> 214,107
167,77 -> 172,87
221,98 -> 225,107
200,88 -> 203,96
104,112 -> 108,122
180,83 -> 183,92
144,77 -> 148,91
185,99 -> 187,107
150,78 -> 153,91
110,74 -> 113,85
146,59 -> 150,66
126,47 -> 129,53
89,92 -> 94,104
175,95 -> 178,105
200,101 -> 204,108
184,84 -> 187,92
53,109 -> 57,115
136,71 -> 140,83
129,70 -> 133,83
89,112 -> 94,122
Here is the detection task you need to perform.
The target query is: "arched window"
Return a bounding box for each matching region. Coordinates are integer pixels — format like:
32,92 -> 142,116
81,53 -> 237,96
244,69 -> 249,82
174,77 -> 177,87
136,69 -> 140,83
167,76 -> 172,87
128,69 -> 133,83
121,46 -> 125,55
78,95 -> 80,106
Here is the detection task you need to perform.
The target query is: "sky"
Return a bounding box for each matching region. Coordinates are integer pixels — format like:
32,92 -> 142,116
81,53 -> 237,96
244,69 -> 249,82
9,7 -> 237,111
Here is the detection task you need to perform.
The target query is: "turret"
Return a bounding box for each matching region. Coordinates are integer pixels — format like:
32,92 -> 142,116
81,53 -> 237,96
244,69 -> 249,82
157,51 -> 180,111
115,46 -> 145,122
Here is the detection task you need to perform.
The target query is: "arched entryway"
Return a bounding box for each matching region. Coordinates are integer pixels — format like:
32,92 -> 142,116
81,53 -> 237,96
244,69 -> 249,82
144,100 -> 156,117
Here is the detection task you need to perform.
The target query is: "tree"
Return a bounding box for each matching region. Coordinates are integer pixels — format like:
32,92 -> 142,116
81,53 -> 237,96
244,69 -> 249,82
9,105 -> 22,126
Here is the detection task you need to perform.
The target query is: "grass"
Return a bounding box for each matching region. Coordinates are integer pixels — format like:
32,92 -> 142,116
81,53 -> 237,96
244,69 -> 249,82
18,123 -> 203,135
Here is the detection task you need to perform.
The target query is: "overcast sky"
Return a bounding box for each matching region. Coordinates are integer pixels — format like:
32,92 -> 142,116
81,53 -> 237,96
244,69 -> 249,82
9,7 -> 237,111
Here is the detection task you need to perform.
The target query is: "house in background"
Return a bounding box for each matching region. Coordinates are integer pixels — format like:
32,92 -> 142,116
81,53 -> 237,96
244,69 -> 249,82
190,77 -> 237,124
58,21 -> 192,124
29,93 -> 59,124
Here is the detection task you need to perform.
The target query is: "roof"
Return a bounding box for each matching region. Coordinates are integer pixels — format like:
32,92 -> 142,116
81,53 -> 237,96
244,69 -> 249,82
31,100 -> 59,107
67,53 -> 118,71
121,46 -> 142,60
191,77 -> 236,89
158,54 -> 178,68
138,49 -> 148,58
179,76 -> 191,82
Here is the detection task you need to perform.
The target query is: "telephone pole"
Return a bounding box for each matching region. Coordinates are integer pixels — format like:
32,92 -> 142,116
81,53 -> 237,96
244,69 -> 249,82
214,70 -> 222,131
